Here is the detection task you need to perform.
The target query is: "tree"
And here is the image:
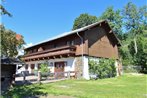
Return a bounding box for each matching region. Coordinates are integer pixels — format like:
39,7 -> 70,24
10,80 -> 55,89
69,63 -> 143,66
122,2 -> 147,35
0,25 -> 25,57
0,0 -> 12,16
72,13 -> 97,30
122,2 -> 147,53
0,0 -> 25,58
99,6 -> 123,40
128,31 -> 147,73
122,2 -> 147,73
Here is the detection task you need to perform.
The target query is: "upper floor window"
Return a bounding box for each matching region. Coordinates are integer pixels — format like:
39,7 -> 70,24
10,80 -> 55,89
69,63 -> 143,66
54,44 -> 57,48
67,40 -> 75,46
67,41 -> 70,46
38,47 -> 43,52
33,49 -> 37,53
71,40 -> 74,45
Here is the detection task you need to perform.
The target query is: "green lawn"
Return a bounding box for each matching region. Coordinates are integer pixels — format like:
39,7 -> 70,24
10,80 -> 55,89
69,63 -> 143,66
3,74 -> 147,98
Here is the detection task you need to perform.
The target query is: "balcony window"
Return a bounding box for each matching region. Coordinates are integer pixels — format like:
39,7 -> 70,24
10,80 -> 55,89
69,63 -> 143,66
54,44 -> 57,48
67,41 -> 70,46
67,40 -> 74,46
38,47 -> 43,52
71,40 -> 74,45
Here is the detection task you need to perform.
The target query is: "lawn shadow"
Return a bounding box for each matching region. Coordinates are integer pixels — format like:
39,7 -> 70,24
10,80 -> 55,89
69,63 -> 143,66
3,83 -> 48,98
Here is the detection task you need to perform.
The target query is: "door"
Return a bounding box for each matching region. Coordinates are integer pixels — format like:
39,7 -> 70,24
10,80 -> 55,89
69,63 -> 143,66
54,62 -> 65,78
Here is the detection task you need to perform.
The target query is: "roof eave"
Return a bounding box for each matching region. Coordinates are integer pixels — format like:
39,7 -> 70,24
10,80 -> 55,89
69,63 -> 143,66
24,20 -> 107,50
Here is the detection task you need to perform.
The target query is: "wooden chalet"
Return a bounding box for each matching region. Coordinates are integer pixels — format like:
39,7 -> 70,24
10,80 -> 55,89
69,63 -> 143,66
23,20 -> 121,79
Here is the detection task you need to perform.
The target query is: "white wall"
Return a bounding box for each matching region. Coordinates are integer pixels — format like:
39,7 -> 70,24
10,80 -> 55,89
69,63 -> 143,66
24,57 -> 76,73
83,56 -> 90,80
18,57 -> 90,80
115,60 -> 119,76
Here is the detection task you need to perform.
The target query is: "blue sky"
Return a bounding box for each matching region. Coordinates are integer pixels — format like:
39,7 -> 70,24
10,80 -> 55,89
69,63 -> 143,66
2,0 -> 146,46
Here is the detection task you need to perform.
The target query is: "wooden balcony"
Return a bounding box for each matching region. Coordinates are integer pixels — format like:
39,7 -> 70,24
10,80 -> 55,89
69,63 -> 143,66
23,45 -> 76,61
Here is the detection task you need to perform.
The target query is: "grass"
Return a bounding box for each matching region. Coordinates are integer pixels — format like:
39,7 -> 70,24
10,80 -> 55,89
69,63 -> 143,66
3,73 -> 147,98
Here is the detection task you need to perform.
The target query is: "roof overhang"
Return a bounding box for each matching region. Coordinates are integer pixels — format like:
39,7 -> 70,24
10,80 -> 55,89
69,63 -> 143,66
25,20 -> 121,50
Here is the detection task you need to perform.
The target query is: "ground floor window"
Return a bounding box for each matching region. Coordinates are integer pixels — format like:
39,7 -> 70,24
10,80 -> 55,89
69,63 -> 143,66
31,64 -> 35,69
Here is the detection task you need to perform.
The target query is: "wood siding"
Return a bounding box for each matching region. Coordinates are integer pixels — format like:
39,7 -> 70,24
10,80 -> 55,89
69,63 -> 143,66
24,22 -> 119,61
85,26 -> 119,59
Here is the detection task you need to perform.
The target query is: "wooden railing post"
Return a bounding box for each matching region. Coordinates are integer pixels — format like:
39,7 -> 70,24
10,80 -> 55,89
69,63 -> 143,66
68,71 -> 70,79
38,71 -> 41,83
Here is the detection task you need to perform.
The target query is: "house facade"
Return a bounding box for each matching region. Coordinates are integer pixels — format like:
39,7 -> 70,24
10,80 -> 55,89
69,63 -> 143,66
23,20 -> 121,80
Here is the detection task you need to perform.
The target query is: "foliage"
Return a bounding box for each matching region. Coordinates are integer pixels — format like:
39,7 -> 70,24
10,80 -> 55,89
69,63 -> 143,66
0,0 -> 12,17
1,0 -> 24,58
128,31 -> 147,73
39,61 -> 50,75
121,2 -> 147,73
122,2 -> 147,35
3,74 -> 147,98
89,58 -> 116,79
0,25 -> 25,57
99,6 -> 123,40
71,3 -> 146,71
72,13 -> 97,30
0,5 -> 12,17
123,66 -> 141,73
2,84 -> 47,98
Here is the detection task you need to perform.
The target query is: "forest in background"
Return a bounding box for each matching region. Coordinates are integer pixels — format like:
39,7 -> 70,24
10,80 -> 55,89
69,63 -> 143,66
72,2 -> 147,73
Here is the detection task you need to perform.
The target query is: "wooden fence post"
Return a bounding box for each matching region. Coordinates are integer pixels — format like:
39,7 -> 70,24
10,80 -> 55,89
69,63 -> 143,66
68,71 -> 70,79
38,71 -> 41,83
21,71 -> 26,83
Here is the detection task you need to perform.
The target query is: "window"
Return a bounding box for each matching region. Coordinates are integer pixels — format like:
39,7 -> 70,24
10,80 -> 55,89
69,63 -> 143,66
38,47 -> 43,52
54,44 -> 57,48
31,64 -> 35,69
38,63 -> 41,69
71,40 -> 74,45
33,49 -> 37,52
66,40 -> 74,46
67,41 -> 70,46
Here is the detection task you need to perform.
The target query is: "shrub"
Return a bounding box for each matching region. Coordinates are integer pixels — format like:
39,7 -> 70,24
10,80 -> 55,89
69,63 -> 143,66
39,61 -> 50,77
123,66 -> 141,73
89,58 -> 116,79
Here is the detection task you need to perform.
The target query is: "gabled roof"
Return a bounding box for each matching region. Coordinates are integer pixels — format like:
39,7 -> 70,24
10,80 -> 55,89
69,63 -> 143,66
25,20 -> 120,49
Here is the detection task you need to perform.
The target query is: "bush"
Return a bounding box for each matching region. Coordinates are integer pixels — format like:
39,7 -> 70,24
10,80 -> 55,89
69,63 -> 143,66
39,62 -> 50,77
89,58 -> 116,79
123,66 -> 141,73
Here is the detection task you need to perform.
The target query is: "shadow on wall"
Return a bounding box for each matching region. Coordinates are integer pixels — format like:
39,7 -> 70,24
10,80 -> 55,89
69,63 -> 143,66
87,25 -> 116,48
3,84 -> 48,98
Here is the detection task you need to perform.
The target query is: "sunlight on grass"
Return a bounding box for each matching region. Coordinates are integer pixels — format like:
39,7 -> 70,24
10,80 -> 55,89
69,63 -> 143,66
3,74 -> 147,98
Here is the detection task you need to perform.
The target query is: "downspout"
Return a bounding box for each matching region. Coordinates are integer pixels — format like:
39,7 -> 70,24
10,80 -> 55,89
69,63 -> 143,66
76,32 -> 84,77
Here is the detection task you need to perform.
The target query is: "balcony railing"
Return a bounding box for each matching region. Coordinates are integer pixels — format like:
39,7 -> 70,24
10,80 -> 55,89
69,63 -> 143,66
23,45 -> 76,61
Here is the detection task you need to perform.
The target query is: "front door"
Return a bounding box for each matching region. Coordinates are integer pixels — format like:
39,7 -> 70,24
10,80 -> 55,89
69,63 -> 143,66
54,62 -> 65,78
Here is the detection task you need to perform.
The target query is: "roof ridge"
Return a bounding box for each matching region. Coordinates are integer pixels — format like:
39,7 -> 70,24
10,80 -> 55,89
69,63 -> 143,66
25,20 -> 106,49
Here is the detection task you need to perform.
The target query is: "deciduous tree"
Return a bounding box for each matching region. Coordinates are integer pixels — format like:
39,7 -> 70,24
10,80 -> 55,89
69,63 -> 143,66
72,13 -> 97,30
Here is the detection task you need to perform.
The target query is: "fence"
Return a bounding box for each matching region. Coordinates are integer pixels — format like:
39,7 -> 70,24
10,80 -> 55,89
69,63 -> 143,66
20,71 -> 78,83
122,66 -> 141,73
